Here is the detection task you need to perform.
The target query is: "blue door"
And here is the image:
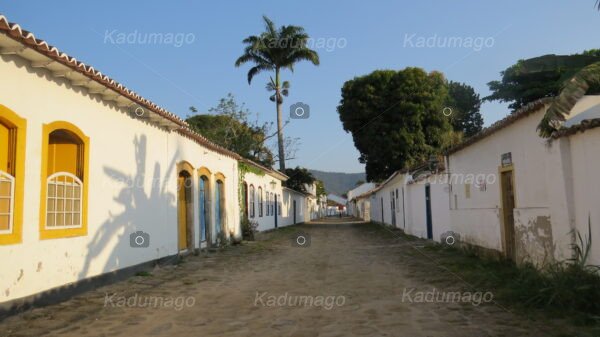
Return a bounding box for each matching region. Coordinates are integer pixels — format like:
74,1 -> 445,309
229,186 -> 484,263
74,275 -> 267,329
425,184 -> 433,239
199,177 -> 207,242
215,181 -> 222,234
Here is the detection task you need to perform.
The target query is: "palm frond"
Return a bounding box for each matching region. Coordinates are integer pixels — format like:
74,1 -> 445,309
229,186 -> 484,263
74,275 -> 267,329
262,16 -> 278,38
236,16 -> 320,94
247,64 -> 272,84
538,61 -> 600,137
287,48 -> 320,66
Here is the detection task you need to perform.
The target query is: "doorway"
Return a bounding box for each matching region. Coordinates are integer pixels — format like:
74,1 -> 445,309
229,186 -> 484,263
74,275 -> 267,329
391,191 -> 396,226
242,182 -> 249,220
215,180 -> 224,236
500,168 -> 516,260
177,170 -> 193,251
199,176 -> 209,244
274,194 -> 278,228
293,200 -> 297,224
381,197 -> 384,223
425,184 -> 433,240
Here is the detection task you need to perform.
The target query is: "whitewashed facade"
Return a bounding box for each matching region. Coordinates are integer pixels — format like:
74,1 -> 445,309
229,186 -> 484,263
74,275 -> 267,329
358,96 -> 600,267
0,16 -> 317,310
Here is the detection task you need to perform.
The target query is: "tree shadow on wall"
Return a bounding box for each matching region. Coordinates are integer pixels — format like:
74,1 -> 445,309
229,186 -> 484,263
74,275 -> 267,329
78,134 -> 179,280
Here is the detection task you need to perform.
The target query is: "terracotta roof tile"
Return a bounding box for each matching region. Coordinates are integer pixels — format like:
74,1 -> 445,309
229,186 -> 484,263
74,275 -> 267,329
0,14 -> 286,178
551,118 -> 600,138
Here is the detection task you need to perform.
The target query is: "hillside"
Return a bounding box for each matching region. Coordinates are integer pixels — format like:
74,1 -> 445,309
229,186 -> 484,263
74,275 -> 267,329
309,169 -> 366,196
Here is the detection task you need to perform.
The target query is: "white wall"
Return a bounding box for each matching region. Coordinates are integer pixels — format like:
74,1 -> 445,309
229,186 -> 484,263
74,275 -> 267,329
280,188 -> 308,226
448,109 -> 553,264
0,54 -> 241,303
565,127 -> 600,265
243,171 -> 284,232
349,97 -> 600,267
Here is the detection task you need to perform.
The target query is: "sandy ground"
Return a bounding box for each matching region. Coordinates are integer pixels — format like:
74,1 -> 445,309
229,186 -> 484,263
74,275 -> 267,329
0,218 -> 585,337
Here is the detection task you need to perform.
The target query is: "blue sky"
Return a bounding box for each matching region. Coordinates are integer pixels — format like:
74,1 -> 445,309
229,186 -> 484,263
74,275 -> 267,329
2,1 -> 599,173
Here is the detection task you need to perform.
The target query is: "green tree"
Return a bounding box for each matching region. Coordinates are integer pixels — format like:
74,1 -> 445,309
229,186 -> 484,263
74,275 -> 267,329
446,81 -> 483,137
337,68 -> 458,181
235,16 -> 320,171
187,94 -> 274,167
485,53 -> 600,111
283,167 -> 316,193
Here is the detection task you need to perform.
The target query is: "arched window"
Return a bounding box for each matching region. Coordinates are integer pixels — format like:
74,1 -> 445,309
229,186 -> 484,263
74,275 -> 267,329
0,105 -> 26,245
266,192 -> 270,216
249,185 -> 255,218
258,187 -> 263,217
40,122 -> 89,239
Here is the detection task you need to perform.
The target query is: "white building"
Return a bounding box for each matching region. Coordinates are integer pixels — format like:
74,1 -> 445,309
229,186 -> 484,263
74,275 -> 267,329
347,182 -> 376,218
0,15 -> 312,313
364,95 -> 600,267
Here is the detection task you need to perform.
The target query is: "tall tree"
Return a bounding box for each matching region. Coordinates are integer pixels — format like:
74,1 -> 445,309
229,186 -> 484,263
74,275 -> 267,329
338,68 -> 458,181
446,81 -> 483,137
485,53 -> 600,111
235,16 -> 319,171
187,94 -> 274,167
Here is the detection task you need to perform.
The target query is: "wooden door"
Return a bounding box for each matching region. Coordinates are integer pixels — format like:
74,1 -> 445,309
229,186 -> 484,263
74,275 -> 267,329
177,174 -> 188,250
501,170 -> 516,260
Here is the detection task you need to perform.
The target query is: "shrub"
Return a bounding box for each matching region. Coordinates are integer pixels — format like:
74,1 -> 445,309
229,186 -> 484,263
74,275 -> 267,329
241,217 -> 259,241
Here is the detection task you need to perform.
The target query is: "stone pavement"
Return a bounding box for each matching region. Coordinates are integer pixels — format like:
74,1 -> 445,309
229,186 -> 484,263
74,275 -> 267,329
0,218 -> 584,337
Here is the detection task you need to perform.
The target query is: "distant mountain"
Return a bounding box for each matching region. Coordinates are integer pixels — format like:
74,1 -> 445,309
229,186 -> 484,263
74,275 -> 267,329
309,169 -> 366,196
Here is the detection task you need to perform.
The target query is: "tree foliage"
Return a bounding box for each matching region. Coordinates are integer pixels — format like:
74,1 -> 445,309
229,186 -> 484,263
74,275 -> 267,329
187,94 -> 274,167
446,81 -> 483,137
485,52 -> 600,111
337,68 -> 470,181
283,166 -> 316,193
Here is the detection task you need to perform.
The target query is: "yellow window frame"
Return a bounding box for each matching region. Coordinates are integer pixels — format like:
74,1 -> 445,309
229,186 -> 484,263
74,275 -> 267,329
39,121 -> 90,240
0,105 -> 26,245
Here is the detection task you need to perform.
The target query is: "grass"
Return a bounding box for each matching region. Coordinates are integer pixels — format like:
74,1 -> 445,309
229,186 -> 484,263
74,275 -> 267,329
367,222 -> 600,329
134,271 -> 152,277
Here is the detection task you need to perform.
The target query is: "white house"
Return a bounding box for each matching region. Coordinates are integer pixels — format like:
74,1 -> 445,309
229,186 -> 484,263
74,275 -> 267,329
0,15 -> 298,313
364,95 -> 600,267
239,160 -> 311,232
347,182 -> 376,217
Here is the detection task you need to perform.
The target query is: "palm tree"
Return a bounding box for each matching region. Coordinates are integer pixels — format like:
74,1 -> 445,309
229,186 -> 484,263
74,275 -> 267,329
235,16 -> 319,171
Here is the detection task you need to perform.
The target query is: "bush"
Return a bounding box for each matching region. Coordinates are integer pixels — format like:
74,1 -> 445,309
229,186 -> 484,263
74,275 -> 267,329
241,217 -> 259,241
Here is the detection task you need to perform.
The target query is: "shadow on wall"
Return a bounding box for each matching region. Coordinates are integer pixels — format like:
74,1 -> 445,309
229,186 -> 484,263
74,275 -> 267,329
78,134 -> 178,280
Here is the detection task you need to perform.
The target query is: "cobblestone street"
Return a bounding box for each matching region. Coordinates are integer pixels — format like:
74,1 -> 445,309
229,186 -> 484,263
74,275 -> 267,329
0,219 -> 583,337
